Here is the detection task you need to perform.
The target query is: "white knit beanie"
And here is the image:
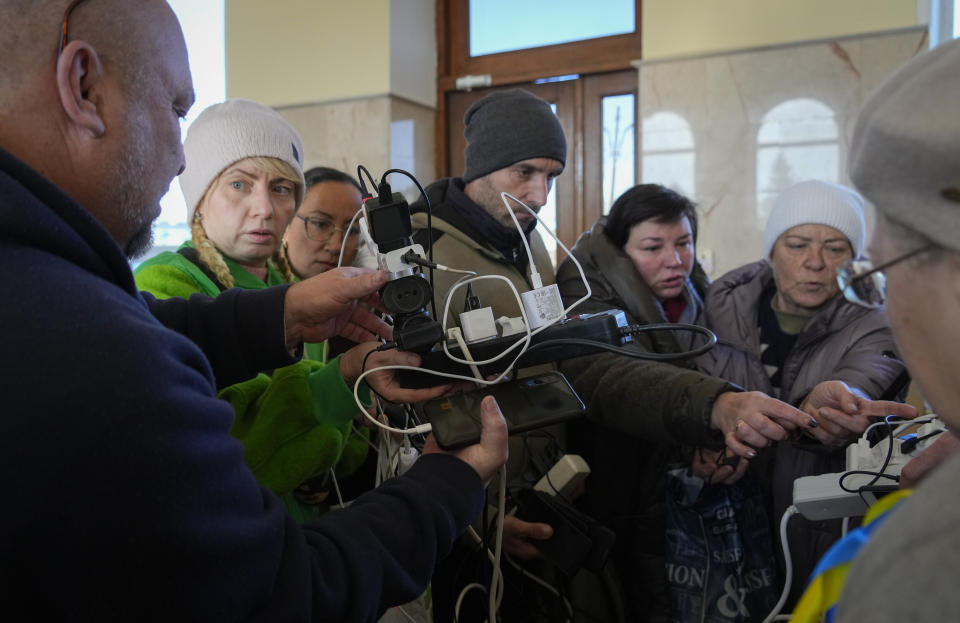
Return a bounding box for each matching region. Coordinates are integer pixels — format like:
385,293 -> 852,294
762,180 -> 867,260
179,99 -> 305,224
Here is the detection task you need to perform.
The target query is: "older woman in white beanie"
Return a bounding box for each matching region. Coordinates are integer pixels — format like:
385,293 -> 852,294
135,99 -> 448,521
698,179 -> 912,609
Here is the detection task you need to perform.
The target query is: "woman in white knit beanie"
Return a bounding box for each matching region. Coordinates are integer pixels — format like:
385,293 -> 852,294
132,100 -> 406,524
695,178 -> 910,611
172,98 -> 305,287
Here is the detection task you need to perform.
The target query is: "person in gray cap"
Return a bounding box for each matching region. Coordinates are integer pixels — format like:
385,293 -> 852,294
410,88 -> 566,321
829,36 -> 960,622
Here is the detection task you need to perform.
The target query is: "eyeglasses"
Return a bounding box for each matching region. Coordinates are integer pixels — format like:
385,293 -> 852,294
58,0 -> 89,57
295,214 -> 360,243
837,245 -> 932,308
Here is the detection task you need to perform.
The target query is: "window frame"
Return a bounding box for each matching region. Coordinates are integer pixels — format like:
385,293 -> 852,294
438,0 -> 642,90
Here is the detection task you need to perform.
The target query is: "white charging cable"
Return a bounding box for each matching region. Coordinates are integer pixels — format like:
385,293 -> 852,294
763,505 -> 799,623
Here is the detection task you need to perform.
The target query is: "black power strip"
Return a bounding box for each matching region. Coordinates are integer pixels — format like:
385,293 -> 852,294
396,309 -> 630,388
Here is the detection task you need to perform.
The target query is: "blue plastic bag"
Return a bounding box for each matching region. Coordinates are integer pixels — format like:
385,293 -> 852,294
665,468 -> 779,622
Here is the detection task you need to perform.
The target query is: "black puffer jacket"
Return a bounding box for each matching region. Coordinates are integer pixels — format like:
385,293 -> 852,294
557,218 -> 730,446
556,218 -> 732,623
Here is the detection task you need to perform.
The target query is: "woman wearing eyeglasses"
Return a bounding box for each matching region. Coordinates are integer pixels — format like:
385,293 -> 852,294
282,167 -> 366,280
698,179 -> 913,609
134,100 -> 445,521
280,167 -> 371,364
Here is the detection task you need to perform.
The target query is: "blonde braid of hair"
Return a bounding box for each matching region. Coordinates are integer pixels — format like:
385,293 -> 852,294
190,217 -> 235,289
271,244 -> 297,284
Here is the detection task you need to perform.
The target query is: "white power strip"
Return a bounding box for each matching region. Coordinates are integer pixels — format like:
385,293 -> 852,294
846,416 -> 944,472
793,471 -> 892,520
792,416 -> 945,521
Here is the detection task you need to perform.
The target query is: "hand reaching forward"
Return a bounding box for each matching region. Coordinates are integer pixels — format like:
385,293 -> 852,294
710,390 -> 818,458
283,268 -> 392,350
499,516 -> 553,560
900,432 -> 960,488
691,447 -> 751,485
801,380 -> 918,447
422,395 -> 508,485
340,343 -> 467,405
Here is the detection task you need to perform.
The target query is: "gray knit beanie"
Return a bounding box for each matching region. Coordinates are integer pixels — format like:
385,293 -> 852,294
763,180 -> 867,260
179,99 -> 305,224
462,88 -> 567,183
849,38 -> 960,253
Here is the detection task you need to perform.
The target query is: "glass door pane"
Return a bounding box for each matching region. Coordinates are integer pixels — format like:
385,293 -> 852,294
470,0 -> 635,57
601,94 -> 636,214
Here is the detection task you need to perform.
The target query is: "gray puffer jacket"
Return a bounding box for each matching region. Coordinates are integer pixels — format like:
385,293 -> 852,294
700,259 -> 906,608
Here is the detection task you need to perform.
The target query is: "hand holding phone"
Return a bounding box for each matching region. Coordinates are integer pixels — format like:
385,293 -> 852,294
416,371 -> 585,450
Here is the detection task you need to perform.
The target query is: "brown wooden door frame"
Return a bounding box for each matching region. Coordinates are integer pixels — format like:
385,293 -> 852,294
437,0 -> 642,88
582,70 -> 639,234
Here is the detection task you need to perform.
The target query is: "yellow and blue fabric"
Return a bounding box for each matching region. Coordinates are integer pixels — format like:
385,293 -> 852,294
791,489 -> 912,623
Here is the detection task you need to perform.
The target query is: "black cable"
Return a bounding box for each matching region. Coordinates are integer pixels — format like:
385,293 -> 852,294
838,469 -> 899,493
356,164 -> 378,198
622,322 -> 718,348
517,325 -> 716,365
360,342 -> 399,401
864,416 -> 896,490
900,429 -> 946,454
361,348 -> 377,377
380,168 -> 437,319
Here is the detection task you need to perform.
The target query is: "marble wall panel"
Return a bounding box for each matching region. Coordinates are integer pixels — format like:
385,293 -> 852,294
276,95 -> 435,198
638,27 -> 927,277
278,97 -> 392,178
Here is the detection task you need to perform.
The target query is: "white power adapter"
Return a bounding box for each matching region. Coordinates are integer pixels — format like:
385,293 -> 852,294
534,454 -> 590,500
496,316 -> 526,337
520,283 -> 565,330
459,307 -> 497,343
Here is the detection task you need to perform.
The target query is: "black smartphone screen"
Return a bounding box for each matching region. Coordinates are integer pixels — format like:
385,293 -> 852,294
417,371 -> 585,450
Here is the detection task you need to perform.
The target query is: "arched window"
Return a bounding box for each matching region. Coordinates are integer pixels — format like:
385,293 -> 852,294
640,111 -> 695,201
756,98 -> 838,222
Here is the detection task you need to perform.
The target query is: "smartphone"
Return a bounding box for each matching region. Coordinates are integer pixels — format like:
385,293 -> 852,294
416,371 -> 585,450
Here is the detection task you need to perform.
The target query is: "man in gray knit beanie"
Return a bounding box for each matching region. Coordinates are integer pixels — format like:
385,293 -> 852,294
410,87 -> 568,621
460,88 -> 566,230
462,88 -> 567,185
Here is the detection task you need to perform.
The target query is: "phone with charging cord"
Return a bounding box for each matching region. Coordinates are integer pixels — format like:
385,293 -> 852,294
416,371 -> 585,450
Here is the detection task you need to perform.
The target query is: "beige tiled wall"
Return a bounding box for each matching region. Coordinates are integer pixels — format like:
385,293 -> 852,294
637,27 -> 928,278
276,95 -> 435,200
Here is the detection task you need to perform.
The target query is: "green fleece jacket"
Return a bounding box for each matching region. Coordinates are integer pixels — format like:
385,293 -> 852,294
135,243 -> 370,505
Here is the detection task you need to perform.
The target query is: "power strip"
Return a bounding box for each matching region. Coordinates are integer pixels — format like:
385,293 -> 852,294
846,416 -> 944,472
397,309 -> 630,388
793,471 -> 895,521
792,416 -> 945,521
